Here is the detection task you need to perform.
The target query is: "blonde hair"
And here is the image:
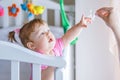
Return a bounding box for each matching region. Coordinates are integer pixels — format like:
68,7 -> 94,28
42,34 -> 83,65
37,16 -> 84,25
8,18 -> 47,48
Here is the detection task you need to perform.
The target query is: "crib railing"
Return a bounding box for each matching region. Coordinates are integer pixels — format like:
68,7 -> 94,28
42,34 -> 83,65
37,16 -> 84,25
0,0 -> 74,80
0,41 -> 66,80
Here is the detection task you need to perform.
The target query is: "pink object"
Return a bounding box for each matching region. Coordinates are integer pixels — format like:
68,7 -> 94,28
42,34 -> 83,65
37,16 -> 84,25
53,38 -> 63,56
0,5 -> 4,16
30,38 -> 64,80
14,28 -> 20,34
37,38 -> 64,70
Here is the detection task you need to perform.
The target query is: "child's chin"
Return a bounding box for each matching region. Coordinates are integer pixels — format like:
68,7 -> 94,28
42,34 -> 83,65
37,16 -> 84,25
50,43 -> 55,49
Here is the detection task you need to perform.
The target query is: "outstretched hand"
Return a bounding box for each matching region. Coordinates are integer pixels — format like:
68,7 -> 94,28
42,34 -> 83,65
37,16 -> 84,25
96,7 -> 120,53
95,7 -> 114,28
79,15 -> 92,27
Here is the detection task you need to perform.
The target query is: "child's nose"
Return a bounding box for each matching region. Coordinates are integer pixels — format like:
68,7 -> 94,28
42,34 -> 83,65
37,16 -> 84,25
46,32 -> 50,39
45,31 -> 49,36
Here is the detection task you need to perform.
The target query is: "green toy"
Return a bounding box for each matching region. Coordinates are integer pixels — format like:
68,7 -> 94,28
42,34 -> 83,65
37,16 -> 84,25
59,0 -> 78,45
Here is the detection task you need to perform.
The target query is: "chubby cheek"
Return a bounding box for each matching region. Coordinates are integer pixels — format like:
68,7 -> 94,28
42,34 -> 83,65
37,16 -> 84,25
36,40 -> 48,50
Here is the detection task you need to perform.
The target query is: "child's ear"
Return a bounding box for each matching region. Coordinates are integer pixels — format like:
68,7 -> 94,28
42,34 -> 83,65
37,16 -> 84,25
27,42 -> 36,50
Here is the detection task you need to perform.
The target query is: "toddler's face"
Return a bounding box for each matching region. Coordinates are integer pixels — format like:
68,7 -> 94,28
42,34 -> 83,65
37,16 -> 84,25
29,24 -> 56,54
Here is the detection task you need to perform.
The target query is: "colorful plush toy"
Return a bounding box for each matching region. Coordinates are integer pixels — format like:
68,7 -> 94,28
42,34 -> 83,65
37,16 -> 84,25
60,0 -> 78,45
21,2 -> 28,12
8,3 -> 20,17
0,5 -> 4,16
27,3 -> 45,15
21,1 -> 33,18
21,2 -> 45,18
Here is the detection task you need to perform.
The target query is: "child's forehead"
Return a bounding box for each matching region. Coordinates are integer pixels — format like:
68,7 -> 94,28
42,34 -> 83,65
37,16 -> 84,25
34,24 -> 49,31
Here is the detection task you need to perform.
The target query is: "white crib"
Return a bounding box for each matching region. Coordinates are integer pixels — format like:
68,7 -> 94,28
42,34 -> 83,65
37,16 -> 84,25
0,0 -> 74,80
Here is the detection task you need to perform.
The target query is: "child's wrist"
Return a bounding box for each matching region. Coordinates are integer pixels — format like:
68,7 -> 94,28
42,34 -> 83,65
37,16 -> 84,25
77,22 -> 87,28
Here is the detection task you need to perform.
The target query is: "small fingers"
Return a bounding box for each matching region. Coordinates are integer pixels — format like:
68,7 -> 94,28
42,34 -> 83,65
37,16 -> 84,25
80,15 -> 92,27
85,17 -> 92,23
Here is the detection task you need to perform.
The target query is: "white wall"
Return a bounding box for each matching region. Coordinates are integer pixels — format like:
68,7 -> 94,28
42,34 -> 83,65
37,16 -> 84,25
75,0 -> 119,80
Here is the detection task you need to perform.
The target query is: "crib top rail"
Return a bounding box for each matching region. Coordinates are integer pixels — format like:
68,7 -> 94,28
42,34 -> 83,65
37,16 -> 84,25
0,40 -> 66,68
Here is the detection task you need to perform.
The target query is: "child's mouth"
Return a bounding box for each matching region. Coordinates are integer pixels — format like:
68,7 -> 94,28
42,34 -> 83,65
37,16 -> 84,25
49,38 -> 53,42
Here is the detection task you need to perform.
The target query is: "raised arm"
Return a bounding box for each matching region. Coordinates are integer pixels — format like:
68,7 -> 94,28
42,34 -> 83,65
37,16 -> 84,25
95,7 -> 120,53
61,15 -> 91,47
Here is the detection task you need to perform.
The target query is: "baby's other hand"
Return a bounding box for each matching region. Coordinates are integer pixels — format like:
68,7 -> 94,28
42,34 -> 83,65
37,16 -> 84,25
79,15 -> 92,27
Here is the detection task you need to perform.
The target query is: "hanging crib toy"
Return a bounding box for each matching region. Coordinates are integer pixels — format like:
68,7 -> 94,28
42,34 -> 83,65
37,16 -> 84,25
60,0 -> 78,45
0,5 -> 4,16
21,1 -> 45,18
8,3 -> 20,17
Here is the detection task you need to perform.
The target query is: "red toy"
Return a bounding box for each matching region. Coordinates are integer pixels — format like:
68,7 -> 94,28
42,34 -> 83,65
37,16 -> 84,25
8,3 -> 20,17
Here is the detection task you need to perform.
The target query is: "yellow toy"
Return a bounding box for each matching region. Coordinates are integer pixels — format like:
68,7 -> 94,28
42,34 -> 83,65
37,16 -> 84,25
27,3 -> 45,15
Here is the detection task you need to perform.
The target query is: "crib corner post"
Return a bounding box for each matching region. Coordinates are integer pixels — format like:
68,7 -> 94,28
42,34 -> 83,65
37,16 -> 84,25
55,68 -> 64,80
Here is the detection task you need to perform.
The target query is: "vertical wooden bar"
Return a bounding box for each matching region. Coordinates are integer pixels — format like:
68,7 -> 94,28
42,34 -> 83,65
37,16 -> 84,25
3,8 -> 9,27
55,68 -> 63,80
15,11 -> 22,27
54,10 -> 60,26
11,61 -> 20,80
32,64 -> 41,80
41,10 -> 47,22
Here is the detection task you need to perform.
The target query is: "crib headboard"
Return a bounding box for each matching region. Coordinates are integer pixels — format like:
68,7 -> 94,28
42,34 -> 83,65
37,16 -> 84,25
0,0 -> 74,28
0,0 -> 74,80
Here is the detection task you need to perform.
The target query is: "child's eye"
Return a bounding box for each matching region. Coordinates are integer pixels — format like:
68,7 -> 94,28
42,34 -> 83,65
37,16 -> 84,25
41,32 -> 45,35
40,29 -> 50,37
39,32 -> 45,38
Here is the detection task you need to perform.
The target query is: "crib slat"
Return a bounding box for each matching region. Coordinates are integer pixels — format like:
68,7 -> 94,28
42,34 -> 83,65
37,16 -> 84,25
33,64 -> 41,80
41,10 -> 48,22
11,61 -> 20,80
3,8 -> 9,27
55,68 -> 64,80
15,11 -> 22,27
54,10 -> 60,26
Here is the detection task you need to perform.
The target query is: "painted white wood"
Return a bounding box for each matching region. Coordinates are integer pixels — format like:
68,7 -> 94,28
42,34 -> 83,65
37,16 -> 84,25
3,8 -> 9,27
11,61 -> 20,80
32,64 -> 41,80
64,5 -> 75,12
54,10 -> 60,26
15,6 -> 22,26
55,68 -> 64,80
32,0 -> 74,12
0,40 -> 66,80
41,9 -> 48,22
0,41 -> 66,67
